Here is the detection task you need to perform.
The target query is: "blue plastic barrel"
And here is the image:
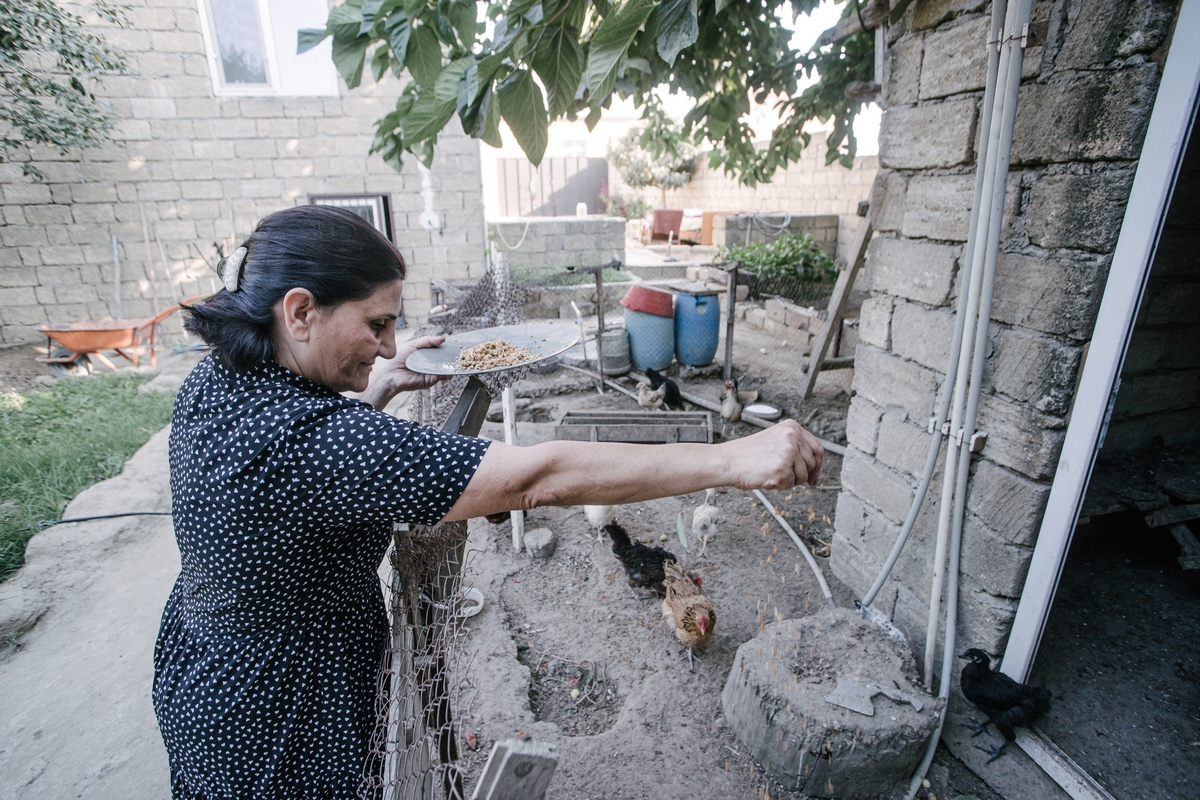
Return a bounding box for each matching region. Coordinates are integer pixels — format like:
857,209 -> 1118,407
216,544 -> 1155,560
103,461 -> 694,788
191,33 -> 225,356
674,292 -> 720,367
624,309 -> 675,371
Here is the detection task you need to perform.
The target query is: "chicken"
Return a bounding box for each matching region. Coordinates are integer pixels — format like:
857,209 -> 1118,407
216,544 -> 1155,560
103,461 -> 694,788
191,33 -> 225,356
692,488 -> 720,558
584,504 -> 617,542
605,522 -> 677,596
959,648 -> 1052,762
637,381 -> 667,410
662,561 -> 715,670
645,368 -> 684,410
720,377 -> 743,438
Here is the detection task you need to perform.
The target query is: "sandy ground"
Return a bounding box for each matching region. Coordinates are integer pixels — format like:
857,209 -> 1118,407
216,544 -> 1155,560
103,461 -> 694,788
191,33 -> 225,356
1028,512 -> 1200,800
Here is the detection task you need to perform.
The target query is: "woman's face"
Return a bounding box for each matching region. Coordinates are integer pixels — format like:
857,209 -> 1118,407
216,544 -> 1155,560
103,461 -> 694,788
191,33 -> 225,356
275,279 -> 403,392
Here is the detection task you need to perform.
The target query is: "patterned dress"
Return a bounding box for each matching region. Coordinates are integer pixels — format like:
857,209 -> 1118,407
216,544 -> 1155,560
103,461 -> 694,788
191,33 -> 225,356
154,356 -> 489,799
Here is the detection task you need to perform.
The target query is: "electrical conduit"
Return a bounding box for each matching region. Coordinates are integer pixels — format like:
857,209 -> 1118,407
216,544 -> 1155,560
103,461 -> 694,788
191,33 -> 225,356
906,0 -> 1034,795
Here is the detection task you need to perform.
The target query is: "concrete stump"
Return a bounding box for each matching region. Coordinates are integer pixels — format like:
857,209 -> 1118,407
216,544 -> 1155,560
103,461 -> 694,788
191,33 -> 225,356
722,607 -> 942,799
524,527 -> 556,559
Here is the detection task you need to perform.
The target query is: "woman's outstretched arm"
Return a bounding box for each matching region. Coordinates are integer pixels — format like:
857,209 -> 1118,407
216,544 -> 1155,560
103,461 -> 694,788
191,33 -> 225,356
441,420 -> 823,522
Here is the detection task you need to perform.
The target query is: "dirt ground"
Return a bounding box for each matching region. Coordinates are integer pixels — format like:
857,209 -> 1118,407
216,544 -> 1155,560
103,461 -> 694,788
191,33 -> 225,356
0,343 -> 53,394
1028,512 -> 1200,800
446,373 -> 999,800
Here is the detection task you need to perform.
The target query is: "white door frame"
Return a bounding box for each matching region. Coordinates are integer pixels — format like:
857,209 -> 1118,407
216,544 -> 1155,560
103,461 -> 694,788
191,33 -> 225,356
1002,0 -> 1200,684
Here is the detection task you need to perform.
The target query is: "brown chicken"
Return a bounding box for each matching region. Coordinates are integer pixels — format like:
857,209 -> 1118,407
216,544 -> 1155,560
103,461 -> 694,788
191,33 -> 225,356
661,561 -> 715,669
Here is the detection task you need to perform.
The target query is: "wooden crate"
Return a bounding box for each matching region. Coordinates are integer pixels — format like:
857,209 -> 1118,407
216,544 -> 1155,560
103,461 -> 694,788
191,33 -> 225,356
554,410 -> 712,444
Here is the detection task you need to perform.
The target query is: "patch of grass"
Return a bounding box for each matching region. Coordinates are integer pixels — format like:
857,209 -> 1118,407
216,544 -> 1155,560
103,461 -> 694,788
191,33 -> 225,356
0,374 -> 173,582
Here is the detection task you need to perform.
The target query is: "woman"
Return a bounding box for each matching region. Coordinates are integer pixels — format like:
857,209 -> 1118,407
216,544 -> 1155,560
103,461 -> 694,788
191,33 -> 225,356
154,205 -> 823,799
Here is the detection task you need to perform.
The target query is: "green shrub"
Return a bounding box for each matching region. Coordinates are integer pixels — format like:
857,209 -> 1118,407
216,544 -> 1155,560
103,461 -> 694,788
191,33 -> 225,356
0,373 -> 173,581
715,232 -> 838,305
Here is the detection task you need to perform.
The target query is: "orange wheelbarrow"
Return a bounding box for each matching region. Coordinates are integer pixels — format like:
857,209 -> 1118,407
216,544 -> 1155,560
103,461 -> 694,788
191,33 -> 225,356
37,297 -> 200,374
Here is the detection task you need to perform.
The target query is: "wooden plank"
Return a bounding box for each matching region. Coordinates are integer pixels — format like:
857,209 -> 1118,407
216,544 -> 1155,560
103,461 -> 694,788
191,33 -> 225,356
471,739 -> 558,800
1015,728 -> 1117,800
1145,502 -> 1200,528
1168,523 -> 1200,570
801,356 -> 855,373
798,214 -> 873,399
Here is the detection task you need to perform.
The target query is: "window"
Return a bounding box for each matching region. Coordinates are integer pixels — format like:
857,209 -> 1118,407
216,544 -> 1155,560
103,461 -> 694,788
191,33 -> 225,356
309,195 -> 394,242
196,0 -> 339,96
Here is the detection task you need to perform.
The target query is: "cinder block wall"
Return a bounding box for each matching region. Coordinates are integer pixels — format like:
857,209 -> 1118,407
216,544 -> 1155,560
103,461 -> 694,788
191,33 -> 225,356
831,0 -> 1177,675
0,0 -> 483,345
1105,134 -> 1200,453
487,217 -> 625,272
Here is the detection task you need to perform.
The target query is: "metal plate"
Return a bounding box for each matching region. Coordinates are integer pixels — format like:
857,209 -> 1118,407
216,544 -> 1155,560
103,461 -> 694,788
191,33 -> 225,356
405,323 -> 581,376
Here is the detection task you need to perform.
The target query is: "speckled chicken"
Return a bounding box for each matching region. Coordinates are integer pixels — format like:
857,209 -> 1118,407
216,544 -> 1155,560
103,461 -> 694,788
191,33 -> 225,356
662,561 -> 715,670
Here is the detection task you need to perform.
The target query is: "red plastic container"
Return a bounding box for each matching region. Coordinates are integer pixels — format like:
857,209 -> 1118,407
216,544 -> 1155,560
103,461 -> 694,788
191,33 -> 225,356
620,285 -> 674,317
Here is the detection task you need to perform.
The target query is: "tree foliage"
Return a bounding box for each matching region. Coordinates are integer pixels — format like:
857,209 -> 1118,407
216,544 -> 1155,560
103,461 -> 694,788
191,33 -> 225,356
607,120 -> 696,194
301,0 -> 873,185
0,0 -> 128,178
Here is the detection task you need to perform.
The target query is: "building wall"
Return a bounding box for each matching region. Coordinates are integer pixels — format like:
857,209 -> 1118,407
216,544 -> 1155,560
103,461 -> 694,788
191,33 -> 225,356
1105,130 -> 1200,453
830,0 -> 1177,675
0,0 -> 484,345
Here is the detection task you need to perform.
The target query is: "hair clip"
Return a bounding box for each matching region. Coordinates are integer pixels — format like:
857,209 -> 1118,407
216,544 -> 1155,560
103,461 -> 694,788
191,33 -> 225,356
220,246 -> 247,293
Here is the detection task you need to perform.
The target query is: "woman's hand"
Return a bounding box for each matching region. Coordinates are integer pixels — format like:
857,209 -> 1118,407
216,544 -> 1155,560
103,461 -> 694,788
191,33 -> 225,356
721,420 -> 824,490
354,335 -> 449,411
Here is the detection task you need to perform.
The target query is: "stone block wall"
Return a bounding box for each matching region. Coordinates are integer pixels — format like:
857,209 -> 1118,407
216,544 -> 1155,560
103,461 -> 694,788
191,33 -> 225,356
487,217 -> 625,274
1104,130 -> 1200,453
0,0 -> 484,344
830,0 -> 1176,676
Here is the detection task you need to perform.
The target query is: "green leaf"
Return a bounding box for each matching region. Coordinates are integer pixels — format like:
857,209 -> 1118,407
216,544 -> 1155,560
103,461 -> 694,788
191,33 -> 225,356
326,3 -> 364,41
497,67 -> 548,165
585,0 -> 657,101
531,25 -> 584,118
411,138 -> 436,167
332,34 -> 371,88
296,28 -> 329,55
404,0 -> 427,22
449,1 -> 480,48
522,3 -> 544,23
481,85 -> 503,147
585,105 -> 602,130
654,0 -> 696,64
402,57 -> 470,141
360,0 -> 386,35
429,10 -> 458,46
457,59 -> 479,120
406,25 -> 443,88
385,9 -> 411,64
371,43 -> 391,80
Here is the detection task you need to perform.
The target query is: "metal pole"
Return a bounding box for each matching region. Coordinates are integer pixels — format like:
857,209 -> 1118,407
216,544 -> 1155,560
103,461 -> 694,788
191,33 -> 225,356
111,234 -> 122,318
723,266 -> 737,381
593,270 -> 605,394
501,386 -> 525,551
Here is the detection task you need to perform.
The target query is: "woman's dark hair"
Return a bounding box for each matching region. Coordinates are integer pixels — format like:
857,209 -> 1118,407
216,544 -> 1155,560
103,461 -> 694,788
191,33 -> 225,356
185,205 -> 406,372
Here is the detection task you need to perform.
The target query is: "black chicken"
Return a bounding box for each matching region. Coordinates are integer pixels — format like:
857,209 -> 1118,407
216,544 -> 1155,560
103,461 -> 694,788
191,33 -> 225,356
644,368 -> 684,411
605,522 -> 677,595
959,648 -> 1052,762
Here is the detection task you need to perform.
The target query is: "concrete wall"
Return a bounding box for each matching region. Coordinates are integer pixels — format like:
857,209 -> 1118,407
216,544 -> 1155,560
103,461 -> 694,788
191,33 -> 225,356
830,0 -> 1176,674
0,0 -> 483,344
1104,130 -> 1200,453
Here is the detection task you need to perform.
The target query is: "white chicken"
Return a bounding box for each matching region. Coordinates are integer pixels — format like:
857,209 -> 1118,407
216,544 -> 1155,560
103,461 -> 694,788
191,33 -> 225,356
584,504 -> 617,542
637,381 -> 667,410
692,488 -> 720,558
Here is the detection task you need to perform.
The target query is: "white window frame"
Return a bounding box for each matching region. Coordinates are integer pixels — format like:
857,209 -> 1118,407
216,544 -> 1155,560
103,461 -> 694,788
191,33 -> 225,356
309,195 -> 395,242
196,0 -> 282,97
